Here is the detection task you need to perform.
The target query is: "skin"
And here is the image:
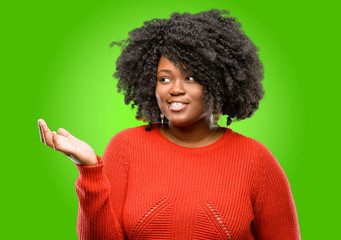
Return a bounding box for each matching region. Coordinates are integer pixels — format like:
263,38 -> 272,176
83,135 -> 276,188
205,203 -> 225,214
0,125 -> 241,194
156,56 -> 224,148
37,119 -> 98,166
37,56 -> 224,165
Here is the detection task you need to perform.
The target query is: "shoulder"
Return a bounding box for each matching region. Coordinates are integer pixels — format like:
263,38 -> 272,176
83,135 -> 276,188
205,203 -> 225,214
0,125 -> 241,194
114,125 -> 147,136
245,134 -> 282,173
226,129 -> 281,171
225,129 -> 273,156
103,125 -> 150,159
248,136 -> 276,161
107,124 -> 153,145
233,133 -> 288,186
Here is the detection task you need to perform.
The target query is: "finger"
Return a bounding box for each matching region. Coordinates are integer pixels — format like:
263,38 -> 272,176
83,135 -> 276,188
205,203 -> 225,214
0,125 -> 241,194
38,121 -> 45,144
51,131 -> 56,150
40,123 -> 47,145
57,128 -> 77,150
38,119 -> 53,147
52,131 -> 73,155
52,131 -> 67,152
57,127 -> 70,136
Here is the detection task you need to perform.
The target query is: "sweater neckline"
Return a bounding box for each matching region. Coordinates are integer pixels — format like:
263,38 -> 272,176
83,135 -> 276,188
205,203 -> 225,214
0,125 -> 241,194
153,124 -> 233,153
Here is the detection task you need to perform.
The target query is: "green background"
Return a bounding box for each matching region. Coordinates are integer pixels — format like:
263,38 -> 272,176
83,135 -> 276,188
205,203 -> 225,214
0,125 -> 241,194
2,0 -> 340,238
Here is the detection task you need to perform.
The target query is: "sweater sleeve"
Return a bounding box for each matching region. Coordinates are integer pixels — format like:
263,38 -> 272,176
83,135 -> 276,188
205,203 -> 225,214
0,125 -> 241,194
75,131 -> 129,240
252,141 -> 301,240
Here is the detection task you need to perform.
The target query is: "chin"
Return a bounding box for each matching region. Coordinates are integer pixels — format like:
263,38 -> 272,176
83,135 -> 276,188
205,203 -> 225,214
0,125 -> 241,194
167,117 -> 190,127
167,117 -> 200,128
169,122 -> 190,128
169,114 -> 211,128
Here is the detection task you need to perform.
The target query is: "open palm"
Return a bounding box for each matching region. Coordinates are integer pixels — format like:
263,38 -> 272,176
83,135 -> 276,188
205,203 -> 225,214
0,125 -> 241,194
38,119 -> 98,166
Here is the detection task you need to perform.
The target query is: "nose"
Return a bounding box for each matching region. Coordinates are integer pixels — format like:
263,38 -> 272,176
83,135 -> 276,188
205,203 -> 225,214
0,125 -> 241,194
169,79 -> 185,96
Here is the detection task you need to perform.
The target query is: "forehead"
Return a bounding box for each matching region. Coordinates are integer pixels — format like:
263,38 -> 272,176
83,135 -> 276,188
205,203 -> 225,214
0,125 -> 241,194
157,56 -> 177,70
157,56 -> 191,75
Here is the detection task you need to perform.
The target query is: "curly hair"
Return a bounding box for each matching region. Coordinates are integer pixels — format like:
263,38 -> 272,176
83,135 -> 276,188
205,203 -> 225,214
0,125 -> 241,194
111,9 -> 264,130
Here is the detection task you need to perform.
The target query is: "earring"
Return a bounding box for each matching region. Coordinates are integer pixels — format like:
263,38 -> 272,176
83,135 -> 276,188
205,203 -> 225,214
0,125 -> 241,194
213,114 -> 219,126
160,113 -> 164,126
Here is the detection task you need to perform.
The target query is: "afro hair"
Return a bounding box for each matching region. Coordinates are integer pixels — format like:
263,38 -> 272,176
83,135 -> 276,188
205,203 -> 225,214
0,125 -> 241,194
111,9 -> 264,129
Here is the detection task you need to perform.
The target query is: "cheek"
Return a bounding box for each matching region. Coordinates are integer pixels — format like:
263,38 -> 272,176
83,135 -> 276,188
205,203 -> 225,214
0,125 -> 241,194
155,94 -> 162,108
155,87 -> 165,108
191,88 -> 204,105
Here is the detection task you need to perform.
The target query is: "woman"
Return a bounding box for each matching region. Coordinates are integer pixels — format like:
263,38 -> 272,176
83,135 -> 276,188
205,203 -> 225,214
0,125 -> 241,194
38,9 -> 300,239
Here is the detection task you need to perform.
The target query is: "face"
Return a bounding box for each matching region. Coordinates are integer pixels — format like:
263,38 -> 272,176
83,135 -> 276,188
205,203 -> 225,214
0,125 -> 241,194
155,56 -> 209,127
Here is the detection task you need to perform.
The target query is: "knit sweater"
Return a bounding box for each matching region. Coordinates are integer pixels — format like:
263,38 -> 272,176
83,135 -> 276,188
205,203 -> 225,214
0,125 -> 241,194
75,125 -> 300,240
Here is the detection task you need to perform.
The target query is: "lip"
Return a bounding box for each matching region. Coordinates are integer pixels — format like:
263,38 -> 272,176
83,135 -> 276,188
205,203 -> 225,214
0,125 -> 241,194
167,99 -> 189,104
167,101 -> 188,112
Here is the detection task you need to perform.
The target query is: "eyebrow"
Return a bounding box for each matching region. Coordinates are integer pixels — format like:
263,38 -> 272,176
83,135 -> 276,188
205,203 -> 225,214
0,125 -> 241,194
157,69 -> 172,74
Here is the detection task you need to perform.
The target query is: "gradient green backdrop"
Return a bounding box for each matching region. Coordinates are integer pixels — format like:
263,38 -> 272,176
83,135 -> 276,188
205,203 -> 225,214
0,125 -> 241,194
2,0 -> 340,239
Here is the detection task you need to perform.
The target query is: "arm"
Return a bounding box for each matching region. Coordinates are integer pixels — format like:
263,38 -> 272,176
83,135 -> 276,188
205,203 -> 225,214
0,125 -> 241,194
37,119 -> 128,239
252,141 -> 301,240
75,132 -> 129,239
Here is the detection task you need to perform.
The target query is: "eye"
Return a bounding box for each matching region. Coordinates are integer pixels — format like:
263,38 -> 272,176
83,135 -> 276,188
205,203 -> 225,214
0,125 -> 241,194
185,76 -> 195,82
159,77 -> 171,83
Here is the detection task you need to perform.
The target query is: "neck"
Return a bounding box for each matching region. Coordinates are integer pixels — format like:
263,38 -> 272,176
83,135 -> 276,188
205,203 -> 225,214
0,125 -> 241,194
162,116 -> 223,147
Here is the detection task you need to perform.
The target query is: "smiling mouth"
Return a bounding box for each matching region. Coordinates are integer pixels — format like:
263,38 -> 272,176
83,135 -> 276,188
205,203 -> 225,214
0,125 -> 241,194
168,102 -> 188,111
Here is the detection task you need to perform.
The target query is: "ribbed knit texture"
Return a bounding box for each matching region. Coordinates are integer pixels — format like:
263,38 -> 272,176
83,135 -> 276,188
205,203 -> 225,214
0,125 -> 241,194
75,125 -> 300,239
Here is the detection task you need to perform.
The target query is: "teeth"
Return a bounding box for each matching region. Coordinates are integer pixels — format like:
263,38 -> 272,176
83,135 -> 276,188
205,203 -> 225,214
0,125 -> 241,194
171,102 -> 184,107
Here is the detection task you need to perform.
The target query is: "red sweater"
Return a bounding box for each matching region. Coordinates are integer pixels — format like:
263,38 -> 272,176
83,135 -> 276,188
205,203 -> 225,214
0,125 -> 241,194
75,125 -> 300,239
